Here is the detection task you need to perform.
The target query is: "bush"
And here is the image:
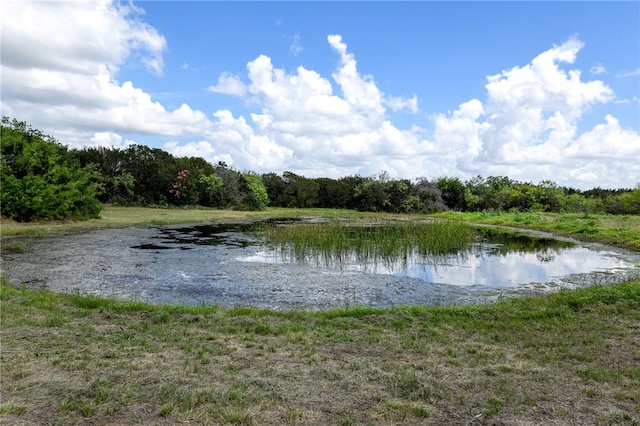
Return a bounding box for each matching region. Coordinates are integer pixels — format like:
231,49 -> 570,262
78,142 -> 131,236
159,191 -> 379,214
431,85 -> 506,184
1,117 -> 103,222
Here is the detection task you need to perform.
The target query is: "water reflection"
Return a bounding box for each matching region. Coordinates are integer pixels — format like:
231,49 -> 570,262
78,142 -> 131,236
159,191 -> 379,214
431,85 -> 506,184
243,241 -> 630,289
137,221 -> 634,290
2,221 -> 638,310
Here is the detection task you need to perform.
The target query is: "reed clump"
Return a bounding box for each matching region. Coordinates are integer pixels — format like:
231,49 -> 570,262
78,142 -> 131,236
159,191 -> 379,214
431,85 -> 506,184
262,219 -> 476,264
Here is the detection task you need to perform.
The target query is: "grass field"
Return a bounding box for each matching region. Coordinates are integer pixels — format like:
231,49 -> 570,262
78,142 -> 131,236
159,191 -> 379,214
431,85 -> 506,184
1,279 -> 639,425
1,207 -> 639,425
435,211 -> 640,252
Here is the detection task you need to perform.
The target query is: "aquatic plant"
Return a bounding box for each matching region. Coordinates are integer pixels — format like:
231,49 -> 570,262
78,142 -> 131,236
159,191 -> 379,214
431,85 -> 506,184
262,219 -> 477,265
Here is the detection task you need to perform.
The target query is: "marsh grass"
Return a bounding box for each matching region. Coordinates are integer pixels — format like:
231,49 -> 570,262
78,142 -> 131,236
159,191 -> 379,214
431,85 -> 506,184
0,241 -> 26,254
262,220 -> 476,268
2,278 -> 638,425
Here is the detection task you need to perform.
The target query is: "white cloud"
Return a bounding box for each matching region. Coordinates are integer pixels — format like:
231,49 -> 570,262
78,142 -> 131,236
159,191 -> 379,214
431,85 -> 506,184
590,63 -> 606,75
567,115 -> 640,159
165,110 -> 293,171
1,0 -> 165,76
208,73 -> 247,96
0,0 -> 212,148
430,37 -> 638,187
167,36 -> 444,179
1,1 -> 637,190
89,131 -> 135,149
384,94 -> 419,113
474,37 -> 615,168
327,34 -> 385,119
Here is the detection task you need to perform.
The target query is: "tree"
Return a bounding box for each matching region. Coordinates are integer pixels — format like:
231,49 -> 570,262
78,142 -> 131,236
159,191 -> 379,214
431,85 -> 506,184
413,178 -> 447,213
211,162 -> 244,208
282,172 -> 319,208
1,117 -> 103,221
75,147 -> 135,205
122,145 -> 177,205
241,172 -> 269,211
618,184 -> 640,215
386,179 -> 414,213
354,176 -> 388,212
437,177 -> 466,211
261,173 -> 288,207
316,177 -> 355,209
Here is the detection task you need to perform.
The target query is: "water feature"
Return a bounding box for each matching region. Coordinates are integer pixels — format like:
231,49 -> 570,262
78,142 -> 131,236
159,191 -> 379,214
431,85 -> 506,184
1,220 -> 638,310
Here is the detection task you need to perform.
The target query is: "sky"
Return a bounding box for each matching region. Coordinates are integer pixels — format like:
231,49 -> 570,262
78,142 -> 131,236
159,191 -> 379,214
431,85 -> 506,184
1,1 -> 639,190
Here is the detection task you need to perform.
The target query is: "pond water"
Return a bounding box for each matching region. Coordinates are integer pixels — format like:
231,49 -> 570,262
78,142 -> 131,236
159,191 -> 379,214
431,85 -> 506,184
2,220 -> 639,310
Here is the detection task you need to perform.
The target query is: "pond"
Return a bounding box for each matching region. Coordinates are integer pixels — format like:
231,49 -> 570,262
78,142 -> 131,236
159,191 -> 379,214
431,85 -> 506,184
1,220 -> 639,310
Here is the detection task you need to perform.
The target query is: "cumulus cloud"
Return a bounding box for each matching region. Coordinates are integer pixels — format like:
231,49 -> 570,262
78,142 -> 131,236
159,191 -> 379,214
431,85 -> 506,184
191,35 -> 441,177
0,0 -> 212,147
2,0 -> 165,76
208,73 -> 247,96
89,131 -> 135,149
193,33 -> 638,187
431,37 -> 638,187
1,1 -> 637,189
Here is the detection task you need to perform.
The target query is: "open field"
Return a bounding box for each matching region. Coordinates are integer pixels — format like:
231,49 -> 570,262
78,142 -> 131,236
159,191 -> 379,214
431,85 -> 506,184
1,279 -> 639,425
1,207 -> 639,424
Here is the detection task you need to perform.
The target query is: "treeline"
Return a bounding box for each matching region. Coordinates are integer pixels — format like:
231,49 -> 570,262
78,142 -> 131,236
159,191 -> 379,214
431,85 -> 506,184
2,117 -> 639,222
262,172 -> 639,215
74,146 -> 268,212
1,118 -> 268,222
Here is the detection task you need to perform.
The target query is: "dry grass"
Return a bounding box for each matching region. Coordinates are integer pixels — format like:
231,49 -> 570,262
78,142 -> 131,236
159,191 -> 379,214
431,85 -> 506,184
1,280 -> 639,425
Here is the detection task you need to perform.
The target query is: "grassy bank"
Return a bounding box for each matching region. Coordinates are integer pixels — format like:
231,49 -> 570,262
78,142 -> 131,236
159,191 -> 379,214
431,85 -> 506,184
435,211 -> 640,251
1,279 -> 639,425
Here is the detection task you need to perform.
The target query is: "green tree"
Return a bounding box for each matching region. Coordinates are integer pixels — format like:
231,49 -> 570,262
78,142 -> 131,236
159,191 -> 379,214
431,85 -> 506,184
282,172 -> 320,208
354,176 -> 388,212
1,117 -> 103,221
437,177 -> 466,211
619,184 -> 640,214
241,172 -> 269,211
121,145 -> 177,205
261,173 -> 288,207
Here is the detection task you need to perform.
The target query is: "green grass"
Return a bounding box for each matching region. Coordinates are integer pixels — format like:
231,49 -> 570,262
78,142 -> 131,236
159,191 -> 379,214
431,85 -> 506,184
262,219 -> 476,266
435,211 -> 640,251
1,278 -> 639,425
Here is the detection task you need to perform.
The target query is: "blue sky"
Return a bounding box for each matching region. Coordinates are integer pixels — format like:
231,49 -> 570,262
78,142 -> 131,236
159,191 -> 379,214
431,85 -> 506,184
2,1 -> 639,189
